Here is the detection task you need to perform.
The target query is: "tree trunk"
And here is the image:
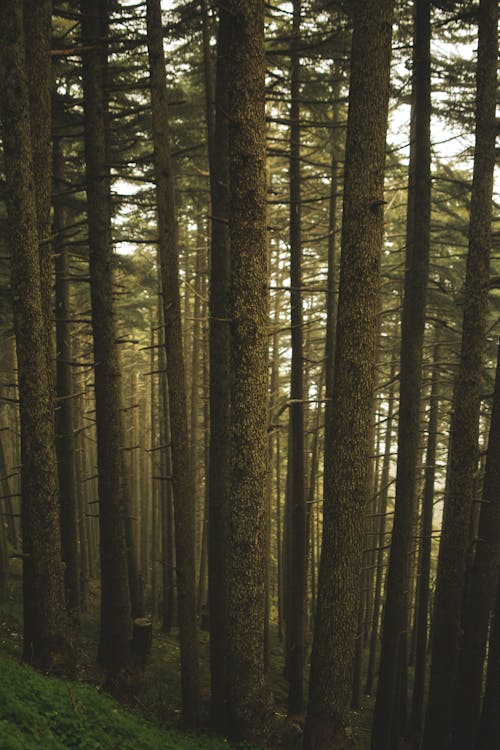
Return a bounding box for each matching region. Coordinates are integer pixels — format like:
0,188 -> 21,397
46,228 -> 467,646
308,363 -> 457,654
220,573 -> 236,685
224,0 -> 272,742
372,1 -> 431,745
423,1 -> 498,746
0,0 -> 73,674
365,351 -> 398,696
478,532 -> 500,748
80,0 -> 132,683
145,0 -> 201,725
23,0 -> 54,366
303,0 -> 395,745
53,130 -> 80,618
207,3 -> 232,731
411,336 -> 441,745
452,337 -> 500,749
158,311 -> 175,634
285,0 -> 307,718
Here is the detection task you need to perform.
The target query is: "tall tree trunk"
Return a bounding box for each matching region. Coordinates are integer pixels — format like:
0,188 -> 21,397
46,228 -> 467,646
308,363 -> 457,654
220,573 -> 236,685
80,0 -> 132,683
23,0 -> 54,364
479,524 -> 500,748
190,223 -> 204,573
324,69 -> 342,430
207,3 -> 231,731
372,2 -> 431,745
0,0 -> 73,674
224,0 -> 271,741
145,0 -> 201,725
303,2 -> 394,747
365,350 -> 398,696
158,311 -> 175,633
423,2 -> 498,746
285,0 -> 307,718
53,130 -> 80,618
411,336 -> 441,745
452,337 -> 500,749
22,0 -> 58,664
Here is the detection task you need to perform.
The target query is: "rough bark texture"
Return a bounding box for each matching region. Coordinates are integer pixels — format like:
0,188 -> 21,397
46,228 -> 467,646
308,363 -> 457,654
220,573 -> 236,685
23,0 -> 54,359
285,0 -> 307,718
423,1 -> 498,746
323,71 -> 341,427
224,0 -> 272,742
145,0 -> 201,726
303,1 -> 394,747
80,0 -> 132,682
0,0 -> 73,674
372,1 -> 431,746
452,337 -> 500,749
207,3 -> 232,730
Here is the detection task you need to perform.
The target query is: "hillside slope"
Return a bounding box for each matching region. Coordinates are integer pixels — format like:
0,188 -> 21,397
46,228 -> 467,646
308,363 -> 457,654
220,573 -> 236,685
0,654 -> 233,750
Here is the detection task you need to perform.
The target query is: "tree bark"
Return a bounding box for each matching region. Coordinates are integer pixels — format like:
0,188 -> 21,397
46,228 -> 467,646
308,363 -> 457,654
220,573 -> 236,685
207,2 -> 232,730
452,337 -> 500,749
285,0 -> 307,718
53,129 -> 80,618
423,1 -> 498,746
0,0 -> 73,674
479,520 -> 500,749
23,0 -> 54,365
372,2 -> 432,746
80,0 -> 132,683
223,0 -> 272,742
411,335 -> 441,745
303,1 -> 394,746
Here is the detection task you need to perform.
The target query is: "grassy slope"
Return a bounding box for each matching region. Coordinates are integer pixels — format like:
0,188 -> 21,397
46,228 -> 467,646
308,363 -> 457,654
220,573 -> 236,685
0,653 -> 234,750
0,582 -> 372,749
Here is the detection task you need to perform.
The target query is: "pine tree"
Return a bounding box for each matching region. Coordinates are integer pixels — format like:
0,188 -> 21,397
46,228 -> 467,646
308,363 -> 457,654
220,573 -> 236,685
80,0 -> 132,684
224,0 -> 272,741
145,0 -> 201,726
0,0 -> 73,675
304,1 -> 395,747
423,0 -> 498,745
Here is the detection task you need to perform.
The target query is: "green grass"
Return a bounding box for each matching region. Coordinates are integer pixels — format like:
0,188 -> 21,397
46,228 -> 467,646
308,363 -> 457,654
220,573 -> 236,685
0,578 -> 374,749
0,652 -> 247,750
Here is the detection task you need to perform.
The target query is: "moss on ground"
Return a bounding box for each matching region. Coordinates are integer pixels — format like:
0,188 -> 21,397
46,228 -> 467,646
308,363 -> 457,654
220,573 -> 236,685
0,652 -> 245,750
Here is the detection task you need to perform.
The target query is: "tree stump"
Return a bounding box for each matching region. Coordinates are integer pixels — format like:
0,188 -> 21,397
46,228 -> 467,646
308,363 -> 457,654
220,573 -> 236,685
130,617 -> 152,669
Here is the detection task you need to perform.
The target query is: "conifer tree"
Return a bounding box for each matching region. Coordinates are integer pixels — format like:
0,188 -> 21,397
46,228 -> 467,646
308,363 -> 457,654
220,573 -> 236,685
0,0 -> 73,674
304,1 -> 395,747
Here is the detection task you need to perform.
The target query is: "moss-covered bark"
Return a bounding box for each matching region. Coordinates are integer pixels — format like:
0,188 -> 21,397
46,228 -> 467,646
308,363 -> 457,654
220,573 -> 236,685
23,0 -> 54,357
303,1 -> 394,747
224,0 -> 272,742
0,0 -> 73,675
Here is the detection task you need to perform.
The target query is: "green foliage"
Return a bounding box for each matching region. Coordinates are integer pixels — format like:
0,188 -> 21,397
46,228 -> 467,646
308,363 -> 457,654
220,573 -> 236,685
0,653 -> 247,750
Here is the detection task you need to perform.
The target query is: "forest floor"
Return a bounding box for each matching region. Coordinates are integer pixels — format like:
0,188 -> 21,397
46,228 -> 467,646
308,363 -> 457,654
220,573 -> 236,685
0,573 -> 373,749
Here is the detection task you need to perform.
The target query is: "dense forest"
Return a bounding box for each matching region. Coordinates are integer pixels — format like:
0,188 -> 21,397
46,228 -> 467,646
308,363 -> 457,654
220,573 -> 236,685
0,0 -> 498,749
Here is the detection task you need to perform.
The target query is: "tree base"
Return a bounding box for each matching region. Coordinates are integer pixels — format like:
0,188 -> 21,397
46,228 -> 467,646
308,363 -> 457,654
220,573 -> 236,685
303,715 -> 355,750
